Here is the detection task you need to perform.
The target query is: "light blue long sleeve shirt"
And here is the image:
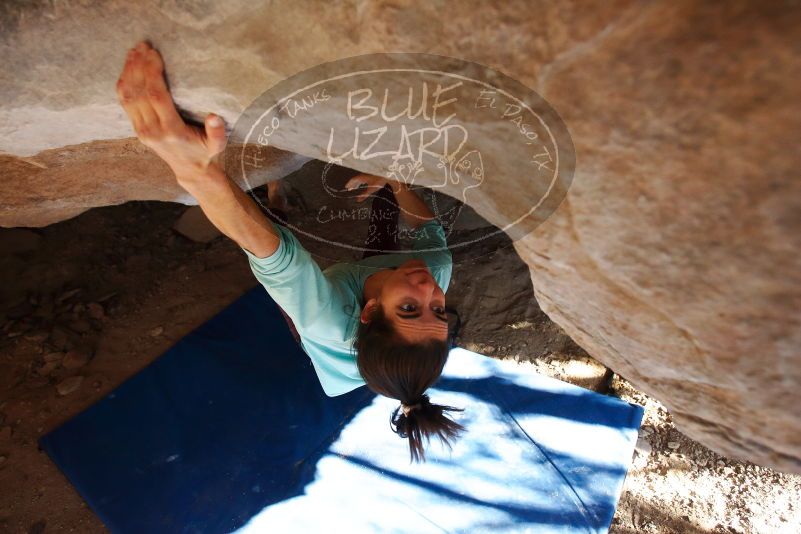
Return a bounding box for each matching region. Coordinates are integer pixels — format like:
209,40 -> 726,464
243,219 -> 452,397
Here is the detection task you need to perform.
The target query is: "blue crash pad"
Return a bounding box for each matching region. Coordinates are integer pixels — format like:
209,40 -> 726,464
40,286 -> 643,534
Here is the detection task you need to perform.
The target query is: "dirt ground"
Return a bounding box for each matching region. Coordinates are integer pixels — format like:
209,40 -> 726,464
1,162 -> 799,533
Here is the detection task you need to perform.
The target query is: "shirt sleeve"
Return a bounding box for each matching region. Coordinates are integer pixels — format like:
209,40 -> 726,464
410,219 -> 453,292
242,224 -> 335,332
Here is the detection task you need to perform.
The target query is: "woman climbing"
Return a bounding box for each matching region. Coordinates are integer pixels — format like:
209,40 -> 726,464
116,40 -> 464,462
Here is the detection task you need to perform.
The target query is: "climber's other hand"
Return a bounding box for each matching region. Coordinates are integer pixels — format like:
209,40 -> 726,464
345,173 -> 398,202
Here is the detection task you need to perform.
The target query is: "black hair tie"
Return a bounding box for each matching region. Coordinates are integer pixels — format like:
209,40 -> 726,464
400,394 -> 430,416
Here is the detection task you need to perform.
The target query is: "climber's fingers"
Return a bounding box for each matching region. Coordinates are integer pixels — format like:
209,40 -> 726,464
140,44 -> 185,131
125,42 -> 160,134
352,183 -> 384,203
116,49 -> 144,132
345,174 -> 389,202
117,41 -> 186,142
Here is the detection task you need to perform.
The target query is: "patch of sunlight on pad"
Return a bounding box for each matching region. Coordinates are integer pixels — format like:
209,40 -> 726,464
234,348 -> 641,534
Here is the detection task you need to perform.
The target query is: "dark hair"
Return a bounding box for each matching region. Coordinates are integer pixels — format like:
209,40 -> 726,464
354,304 -> 465,462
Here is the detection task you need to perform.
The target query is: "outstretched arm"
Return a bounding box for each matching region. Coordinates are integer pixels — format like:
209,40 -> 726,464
346,173 -> 435,229
116,40 -> 279,258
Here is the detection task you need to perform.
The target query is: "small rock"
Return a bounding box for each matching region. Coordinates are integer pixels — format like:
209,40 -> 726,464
43,352 -> 63,363
56,376 -> 84,396
7,328 -> 27,338
72,302 -> 85,314
667,441 -> 680,449
68,319 -> 92,334
57,288 -> 82,303
62,348 -> 91,369
0,455 -> 7,465
149,326 -> 164,337
717,460 -> 725,467
37,360 -> 60,376
86,302 -> 105,320
173,206 -> 222,243
23,331 -> 48,343
0,426 -> 11,441
635,436 -> 652,456
48,327 -> 71,350
28,376 -> 50,388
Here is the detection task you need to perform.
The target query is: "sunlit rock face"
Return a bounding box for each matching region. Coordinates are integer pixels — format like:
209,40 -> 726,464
1,1 -> 800,472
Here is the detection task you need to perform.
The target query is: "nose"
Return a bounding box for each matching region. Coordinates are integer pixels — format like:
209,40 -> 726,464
409,272 -> 437,294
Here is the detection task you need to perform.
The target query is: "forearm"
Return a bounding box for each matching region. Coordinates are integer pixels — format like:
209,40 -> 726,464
176,165 -> 280,258
388,182 -> 435,229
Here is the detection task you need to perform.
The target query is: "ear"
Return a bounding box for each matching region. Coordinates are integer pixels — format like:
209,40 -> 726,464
360,298 -> 379,324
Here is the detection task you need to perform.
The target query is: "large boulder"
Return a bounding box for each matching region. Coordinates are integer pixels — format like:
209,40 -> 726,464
530,2 -> 801,472
1,1 -> 799,472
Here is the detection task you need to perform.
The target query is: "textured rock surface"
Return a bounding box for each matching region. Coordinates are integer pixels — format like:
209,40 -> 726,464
1,1 -> 800,472
0,141 -> 308,227
528,2 -> 801,473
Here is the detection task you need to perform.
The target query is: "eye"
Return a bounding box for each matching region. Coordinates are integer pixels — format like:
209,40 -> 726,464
400,303 -> 417,312
432,306 -> 446,315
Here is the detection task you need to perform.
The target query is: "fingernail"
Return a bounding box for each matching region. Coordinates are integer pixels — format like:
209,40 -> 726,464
209,115 -> 222,127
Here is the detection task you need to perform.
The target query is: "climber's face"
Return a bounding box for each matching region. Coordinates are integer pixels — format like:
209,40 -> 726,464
364,259 -> 448,344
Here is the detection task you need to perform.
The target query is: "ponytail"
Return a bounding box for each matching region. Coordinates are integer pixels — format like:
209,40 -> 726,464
391,394 -> 465,463
355,305 -> 465,463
